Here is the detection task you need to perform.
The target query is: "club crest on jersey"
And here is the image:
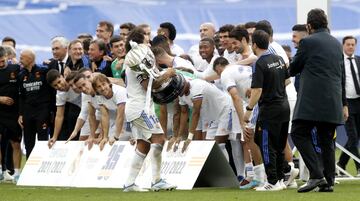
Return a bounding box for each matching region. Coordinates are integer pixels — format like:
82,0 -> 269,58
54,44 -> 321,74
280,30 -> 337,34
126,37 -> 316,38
10,72 -> 16,79
42,123 -> 48,129
35,71 -> 41,79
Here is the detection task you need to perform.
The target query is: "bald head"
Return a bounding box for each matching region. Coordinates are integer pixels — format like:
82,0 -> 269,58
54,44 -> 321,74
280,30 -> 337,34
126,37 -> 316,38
20,49 -> 36,68
200,22 -> 216,39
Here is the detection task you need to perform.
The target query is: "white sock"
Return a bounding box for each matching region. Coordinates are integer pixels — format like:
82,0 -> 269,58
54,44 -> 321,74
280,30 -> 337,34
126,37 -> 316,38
258,163 -> 267,183
253,163 -> 265,182
230,140 -> 245,177
219,143 -> 229,162
14,169 -> 20,176
125,149 -> 146,187
151,143 -> 163,184
0,165 -> 2,174
245,162 -> 254,180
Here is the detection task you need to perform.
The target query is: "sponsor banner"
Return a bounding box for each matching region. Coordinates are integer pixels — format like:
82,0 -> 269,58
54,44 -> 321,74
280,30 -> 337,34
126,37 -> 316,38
18,140 -> 235,189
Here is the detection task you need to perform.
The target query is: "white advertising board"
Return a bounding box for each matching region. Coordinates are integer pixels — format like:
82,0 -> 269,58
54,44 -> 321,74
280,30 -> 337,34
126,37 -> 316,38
18,140 -> 238,189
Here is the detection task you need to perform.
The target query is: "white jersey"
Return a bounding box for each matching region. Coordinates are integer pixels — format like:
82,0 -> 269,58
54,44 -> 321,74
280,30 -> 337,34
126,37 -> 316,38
188,44 -> 203,68
124,66 -> 156,121
96,84 -> 126,111
194,55 -> 219,80
56,88 -> 81,107
220,65 -> 252,102
196,55 -> 218,72
171,43 -> 185,56
172,56 -> 197,73
96,84 -> 128,138
189,44 -> 220,71
78,93 -> 101,121
223,49 -> 242,64
179,79 -> 230,122
269,41 -> 289,65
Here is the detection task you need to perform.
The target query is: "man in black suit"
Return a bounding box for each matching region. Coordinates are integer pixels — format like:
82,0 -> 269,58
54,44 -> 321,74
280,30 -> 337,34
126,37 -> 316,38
43,36 -> 70,139
289,8 -> 348,193
45,36 -> 69,76
337,36 -> 360,177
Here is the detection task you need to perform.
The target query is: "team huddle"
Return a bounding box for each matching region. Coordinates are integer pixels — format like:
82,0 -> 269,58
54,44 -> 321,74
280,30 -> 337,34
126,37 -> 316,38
0,8 -> 351,193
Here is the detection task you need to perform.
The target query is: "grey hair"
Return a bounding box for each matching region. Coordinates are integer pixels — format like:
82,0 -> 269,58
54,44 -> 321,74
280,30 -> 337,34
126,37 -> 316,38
51,36 -> 69,49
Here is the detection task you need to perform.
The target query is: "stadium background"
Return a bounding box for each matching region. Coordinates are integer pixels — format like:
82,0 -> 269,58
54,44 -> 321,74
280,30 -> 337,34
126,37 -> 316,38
0,0 -> 358,144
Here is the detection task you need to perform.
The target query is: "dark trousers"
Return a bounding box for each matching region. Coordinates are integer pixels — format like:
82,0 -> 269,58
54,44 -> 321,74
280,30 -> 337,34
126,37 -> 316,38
291,119 -> 337,186
23,104 -> 50,159
0,119 -> 21,173
57,103 -> 80,141
338,98 -> 360,170
1,134 -> 14,173
255,120 -> 289,185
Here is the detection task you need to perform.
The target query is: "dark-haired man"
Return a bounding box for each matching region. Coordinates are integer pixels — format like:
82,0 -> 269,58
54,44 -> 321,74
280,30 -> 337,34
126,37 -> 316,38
219,24 -> 240,64
109,36 -> 126,79
337,35 -> 360,177
0,46 -> 22,182
88,39 -> 113,77
244,30 -> 290,191
158,22 -> 184,56
289,9 -> 347,193
120,22 -> 136,42
46,70 -> 81,148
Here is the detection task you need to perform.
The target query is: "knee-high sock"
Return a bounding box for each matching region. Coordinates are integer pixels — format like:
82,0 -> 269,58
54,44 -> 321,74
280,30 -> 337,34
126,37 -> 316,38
151,144 -> 163,184
219,143 -> 229,162
254,163 -> 266,182
230,140 -> 245,177
125,149 -> 146,187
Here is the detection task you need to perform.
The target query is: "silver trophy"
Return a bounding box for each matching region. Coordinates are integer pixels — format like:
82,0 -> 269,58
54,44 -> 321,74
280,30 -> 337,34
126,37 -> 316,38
126,41 -> 161,79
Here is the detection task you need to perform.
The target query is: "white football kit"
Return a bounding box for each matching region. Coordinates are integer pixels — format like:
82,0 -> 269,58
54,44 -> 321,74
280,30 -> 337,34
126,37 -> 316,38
125,66 -> 163,141
96,84 -> 130,140
179,79 -> 240,137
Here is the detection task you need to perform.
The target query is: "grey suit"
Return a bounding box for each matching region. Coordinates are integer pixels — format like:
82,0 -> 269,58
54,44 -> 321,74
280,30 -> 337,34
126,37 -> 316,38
289,28 -> 346,186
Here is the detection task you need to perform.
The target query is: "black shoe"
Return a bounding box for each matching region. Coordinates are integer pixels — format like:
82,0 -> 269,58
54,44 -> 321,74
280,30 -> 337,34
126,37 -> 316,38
317,185 -> 334,192
297,178 -> 327,193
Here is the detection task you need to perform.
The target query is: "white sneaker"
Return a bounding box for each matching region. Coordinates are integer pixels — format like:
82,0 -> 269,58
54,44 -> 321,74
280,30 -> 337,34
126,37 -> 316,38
287,180 -> 298,188
256,181 -> 283,191
285,166 -> 299,187
279,179 -> 287,190
123,184 -> 149,192
3,170 -> 14,182
151,179 -> 177,192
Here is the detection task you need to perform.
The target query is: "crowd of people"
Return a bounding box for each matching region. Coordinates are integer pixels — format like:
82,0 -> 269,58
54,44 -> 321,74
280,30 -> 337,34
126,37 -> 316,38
0,8 -> 359,193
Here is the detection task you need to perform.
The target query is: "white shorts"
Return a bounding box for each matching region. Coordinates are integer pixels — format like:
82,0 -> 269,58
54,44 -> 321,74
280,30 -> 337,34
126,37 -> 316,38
203,107 -> 241,138
286,82 -> 297,133
130,111 -> 164,142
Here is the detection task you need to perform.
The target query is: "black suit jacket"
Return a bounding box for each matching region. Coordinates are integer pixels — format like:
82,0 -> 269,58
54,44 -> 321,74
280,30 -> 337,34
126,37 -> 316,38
289,28 -> 344,124
45,58 -> 69,75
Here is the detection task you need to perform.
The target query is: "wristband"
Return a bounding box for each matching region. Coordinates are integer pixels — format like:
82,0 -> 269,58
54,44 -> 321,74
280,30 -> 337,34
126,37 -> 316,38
187,132 -> 194,140
114,136 -> 120,141
246,106 -> 253,111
